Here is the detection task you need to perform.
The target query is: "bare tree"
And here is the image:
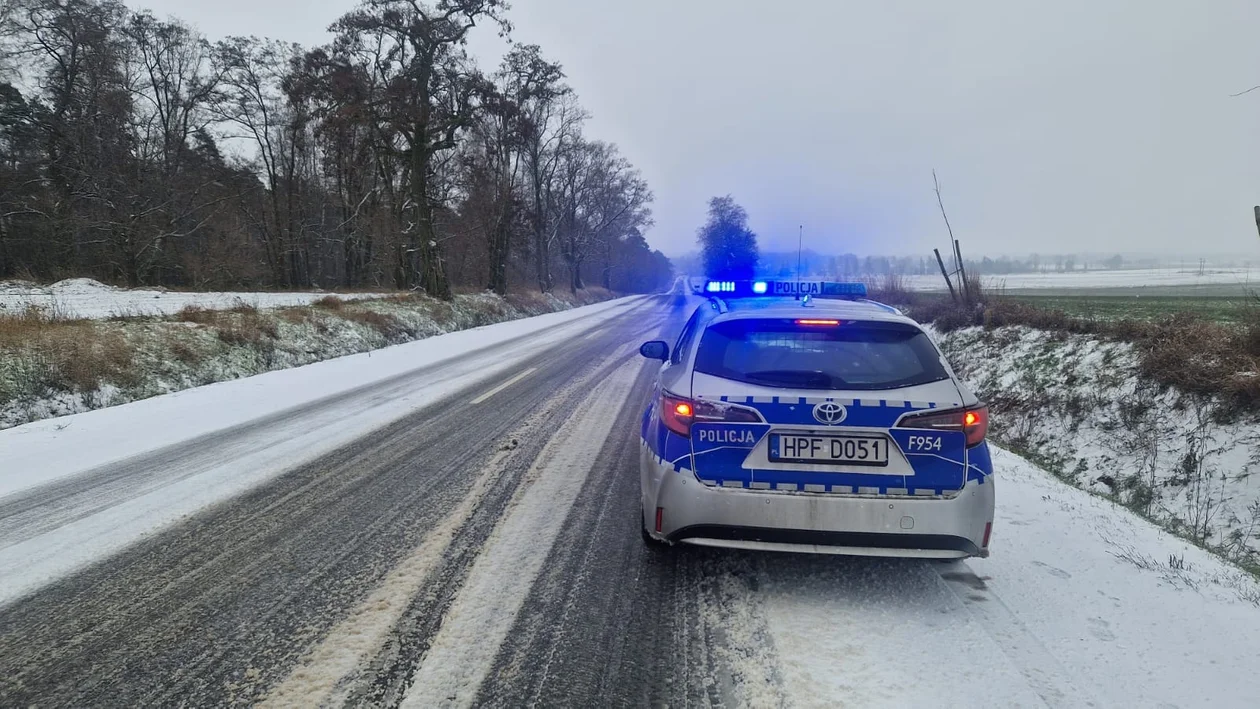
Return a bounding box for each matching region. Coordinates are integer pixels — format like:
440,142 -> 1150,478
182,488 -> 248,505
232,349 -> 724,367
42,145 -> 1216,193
328,0 -> 509,297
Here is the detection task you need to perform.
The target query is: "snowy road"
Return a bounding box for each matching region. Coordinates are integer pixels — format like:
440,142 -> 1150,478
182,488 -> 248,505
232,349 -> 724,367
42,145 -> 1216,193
2,295 -> 1260,708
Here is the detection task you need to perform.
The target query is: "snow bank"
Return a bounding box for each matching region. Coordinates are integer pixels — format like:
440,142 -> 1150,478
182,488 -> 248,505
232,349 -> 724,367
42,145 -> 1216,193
0,278 -> 386,319
934,324 -> 1260,564
0,288 -> 620,429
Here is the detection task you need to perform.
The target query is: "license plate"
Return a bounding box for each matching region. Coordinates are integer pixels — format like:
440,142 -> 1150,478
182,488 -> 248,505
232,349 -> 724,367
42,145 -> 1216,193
769,434 -> 890,466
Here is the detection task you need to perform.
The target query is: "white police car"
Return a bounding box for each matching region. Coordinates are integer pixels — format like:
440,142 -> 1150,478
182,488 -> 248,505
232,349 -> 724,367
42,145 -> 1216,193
638,280 -> 994,558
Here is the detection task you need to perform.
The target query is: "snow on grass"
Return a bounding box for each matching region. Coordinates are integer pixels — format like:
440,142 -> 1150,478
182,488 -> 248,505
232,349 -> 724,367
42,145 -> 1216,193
933,323 -> 1260,569
0,288 -> 618,429
0,278 -> 387,319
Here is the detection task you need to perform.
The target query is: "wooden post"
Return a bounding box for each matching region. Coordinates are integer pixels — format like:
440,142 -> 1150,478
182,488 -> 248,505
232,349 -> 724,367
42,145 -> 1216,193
954,240 -> 971,302
934,248 -> 958,302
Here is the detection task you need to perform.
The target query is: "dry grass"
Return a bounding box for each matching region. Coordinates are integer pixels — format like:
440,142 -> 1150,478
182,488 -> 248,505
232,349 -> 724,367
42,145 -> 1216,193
906,286 -> 1260,411
342,309 -> 410,338
175,303 -> 278,345
175,304 -> 219,325
0,306 -> 138,399
312,295 -> 346,310
278,307 -> 315,325
166,337 -> 202,365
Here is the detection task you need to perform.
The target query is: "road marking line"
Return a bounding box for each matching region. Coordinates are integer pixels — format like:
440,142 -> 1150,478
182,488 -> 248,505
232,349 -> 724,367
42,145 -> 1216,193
470,368 -> 536,405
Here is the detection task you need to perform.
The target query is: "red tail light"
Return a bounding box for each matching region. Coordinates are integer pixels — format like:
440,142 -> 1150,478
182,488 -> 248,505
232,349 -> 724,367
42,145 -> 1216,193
898,405 -> 989,447
660,394 -> 693,436
659,393 -> 761,437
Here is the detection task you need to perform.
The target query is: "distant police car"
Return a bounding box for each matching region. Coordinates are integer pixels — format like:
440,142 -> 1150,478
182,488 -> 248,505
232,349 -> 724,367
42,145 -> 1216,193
638,280 -> 994,559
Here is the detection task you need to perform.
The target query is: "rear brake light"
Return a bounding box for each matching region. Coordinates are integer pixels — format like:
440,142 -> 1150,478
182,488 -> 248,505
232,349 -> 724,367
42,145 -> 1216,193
795,319 -> 840,326
659,394 -> 761,437
898,405 -> 989,447
660,394 -> 693,436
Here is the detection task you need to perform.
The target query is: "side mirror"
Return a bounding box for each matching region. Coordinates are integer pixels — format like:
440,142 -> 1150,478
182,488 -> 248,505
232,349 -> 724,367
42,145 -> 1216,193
639,340 -> 669,361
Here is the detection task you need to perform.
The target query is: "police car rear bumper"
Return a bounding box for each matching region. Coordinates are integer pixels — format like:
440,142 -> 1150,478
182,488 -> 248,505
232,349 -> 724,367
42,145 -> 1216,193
648,468 -> 994,559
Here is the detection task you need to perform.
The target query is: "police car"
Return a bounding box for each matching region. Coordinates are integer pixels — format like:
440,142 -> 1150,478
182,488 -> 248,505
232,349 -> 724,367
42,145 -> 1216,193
638,280 -> 994,559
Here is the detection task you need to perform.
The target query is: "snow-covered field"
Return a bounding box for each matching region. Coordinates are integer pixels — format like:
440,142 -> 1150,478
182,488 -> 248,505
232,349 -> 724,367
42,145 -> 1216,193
0,278 -> 387,319
905,267 -> 1260,292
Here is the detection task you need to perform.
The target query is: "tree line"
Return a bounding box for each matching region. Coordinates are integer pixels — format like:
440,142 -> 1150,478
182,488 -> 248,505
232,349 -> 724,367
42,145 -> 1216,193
0,0 -> 672,296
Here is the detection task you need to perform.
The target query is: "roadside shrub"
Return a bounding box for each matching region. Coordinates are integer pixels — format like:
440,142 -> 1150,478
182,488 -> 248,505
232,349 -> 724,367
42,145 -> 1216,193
313,295 -> 345,310
216,312 -> 279,346
344,309 -> 409,339
176,304 -> 219,325
505,290 -> 552,315
179,302 -> 278,346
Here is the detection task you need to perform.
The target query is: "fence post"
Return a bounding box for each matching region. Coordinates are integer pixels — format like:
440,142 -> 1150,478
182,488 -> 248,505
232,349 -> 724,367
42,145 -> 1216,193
954,240 -> 971,302
934,248 -> 958,302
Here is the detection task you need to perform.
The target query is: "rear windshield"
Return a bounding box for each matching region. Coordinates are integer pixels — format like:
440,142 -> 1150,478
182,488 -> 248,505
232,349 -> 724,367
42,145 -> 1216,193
693,318 -> 949,391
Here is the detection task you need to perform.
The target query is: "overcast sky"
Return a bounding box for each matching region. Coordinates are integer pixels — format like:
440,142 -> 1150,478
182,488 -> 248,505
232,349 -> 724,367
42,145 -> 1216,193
138,0 -> 1260,258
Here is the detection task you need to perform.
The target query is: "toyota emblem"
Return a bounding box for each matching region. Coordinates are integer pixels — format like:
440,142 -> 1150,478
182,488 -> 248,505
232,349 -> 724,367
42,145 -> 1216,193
812,401 -> 847,425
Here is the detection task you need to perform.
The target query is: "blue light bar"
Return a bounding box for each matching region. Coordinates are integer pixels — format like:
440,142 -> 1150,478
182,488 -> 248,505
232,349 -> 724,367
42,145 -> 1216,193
702,280 -> 867,299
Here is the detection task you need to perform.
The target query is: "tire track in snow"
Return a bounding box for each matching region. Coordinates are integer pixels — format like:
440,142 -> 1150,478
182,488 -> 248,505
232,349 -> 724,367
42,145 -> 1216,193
396,361 -> 640,707
257,442 -> 515,709
469,310 -> 736,708
329,319 -> 669,709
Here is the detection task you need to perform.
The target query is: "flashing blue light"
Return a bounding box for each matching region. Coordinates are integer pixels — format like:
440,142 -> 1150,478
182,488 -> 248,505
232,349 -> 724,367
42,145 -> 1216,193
701,280 -> 867,298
